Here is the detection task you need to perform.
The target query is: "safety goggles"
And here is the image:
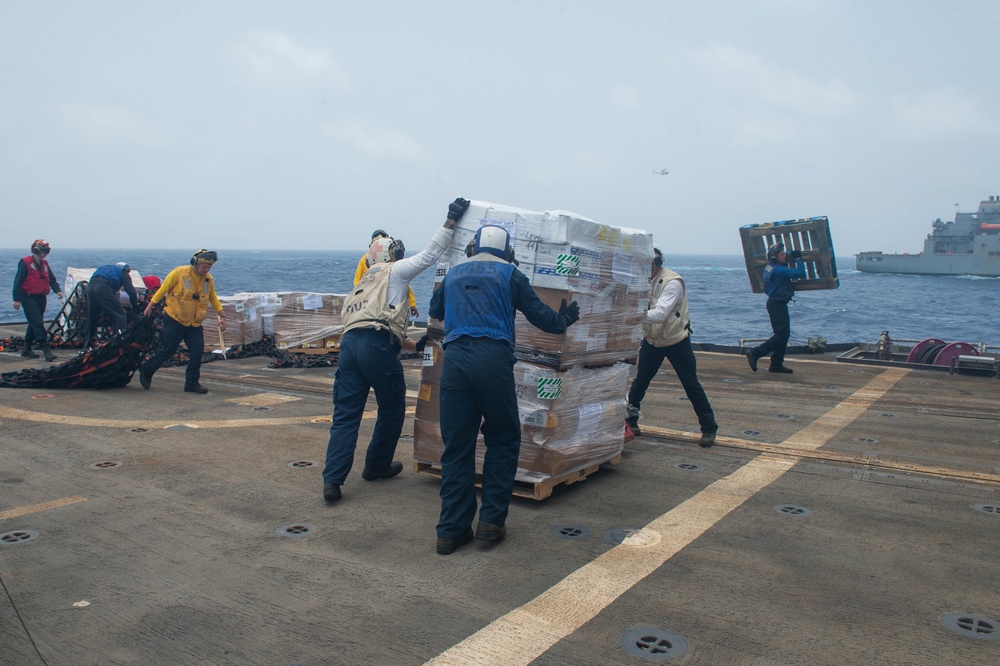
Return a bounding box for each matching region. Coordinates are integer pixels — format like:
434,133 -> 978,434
194,251 -> 218,264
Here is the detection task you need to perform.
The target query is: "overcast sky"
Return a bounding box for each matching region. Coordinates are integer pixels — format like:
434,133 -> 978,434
2,1 -> 998,255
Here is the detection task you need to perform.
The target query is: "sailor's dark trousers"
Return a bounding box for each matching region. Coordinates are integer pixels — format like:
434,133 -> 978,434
753,298 -> 791,369
627,336 -> 717,435
20,294 -> 49,347
84,276 -> 128,349
323,327 -> 406,485
437,337 -> 520,539
142,314 -> 205,388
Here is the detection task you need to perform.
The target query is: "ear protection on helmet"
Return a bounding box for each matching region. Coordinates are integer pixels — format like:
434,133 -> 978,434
653,247 -> 664,267
368,237 -> 405,265
767,242 -> 784,260
388,238 -> 405,261
31,239 -> 51,255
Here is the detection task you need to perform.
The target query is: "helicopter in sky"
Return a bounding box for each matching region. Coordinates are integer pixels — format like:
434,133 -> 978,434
652,168 -> 669,175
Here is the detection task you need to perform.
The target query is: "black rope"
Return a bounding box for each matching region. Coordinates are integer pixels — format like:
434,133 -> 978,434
0,572 -> 49,665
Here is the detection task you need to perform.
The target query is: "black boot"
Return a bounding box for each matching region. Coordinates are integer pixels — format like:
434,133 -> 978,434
20,341 -> 39,359
40,345 -> 57,362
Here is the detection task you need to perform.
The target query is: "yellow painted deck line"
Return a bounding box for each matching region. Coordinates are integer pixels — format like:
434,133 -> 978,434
425,368 -> 910,666
0,496 -> 87,522
0,405 -> 415,429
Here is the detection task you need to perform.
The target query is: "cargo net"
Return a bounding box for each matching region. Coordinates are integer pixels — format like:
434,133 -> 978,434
1,315 -> 157,389
2,290 -> 345,384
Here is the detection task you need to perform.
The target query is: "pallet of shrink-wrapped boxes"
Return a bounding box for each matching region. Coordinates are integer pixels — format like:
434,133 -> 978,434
739,216 -> 839,293
414,340 -> 628,500
271,292 -> 346,353
416,200 -> 654,498
203,294 -> 264,349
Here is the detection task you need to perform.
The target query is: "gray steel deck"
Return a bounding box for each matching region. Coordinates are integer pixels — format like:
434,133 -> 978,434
2,330 -> 998,665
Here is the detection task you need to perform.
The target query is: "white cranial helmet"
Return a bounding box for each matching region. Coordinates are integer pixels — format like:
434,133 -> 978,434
368,237 -> 404,265
473,225 -> 510,259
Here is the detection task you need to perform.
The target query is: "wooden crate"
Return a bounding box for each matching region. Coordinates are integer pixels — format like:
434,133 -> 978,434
739,216 -> 839,293
414,451 -> 621,501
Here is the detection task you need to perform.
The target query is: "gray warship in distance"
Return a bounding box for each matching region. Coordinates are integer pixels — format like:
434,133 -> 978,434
856,194 -> 1000,276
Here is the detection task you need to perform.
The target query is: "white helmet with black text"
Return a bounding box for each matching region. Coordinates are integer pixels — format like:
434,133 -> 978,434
473,225 -> 510,260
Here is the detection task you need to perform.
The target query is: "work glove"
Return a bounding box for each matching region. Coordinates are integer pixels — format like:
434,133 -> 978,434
448,197 -> 471,222
414,335 -> 428,353
789,249 -> 803,261
559,299 -> 580,326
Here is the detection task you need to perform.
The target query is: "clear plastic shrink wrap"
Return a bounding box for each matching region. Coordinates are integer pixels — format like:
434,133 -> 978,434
203,294 -> 263,347
416,200 -> 653,486
428,201 -> 654,369
414,340 -> 630,483
269,292 -> 346,350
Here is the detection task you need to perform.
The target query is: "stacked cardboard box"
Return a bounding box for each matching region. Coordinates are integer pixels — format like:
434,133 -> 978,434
415,201 -> 654,489
203,294 -> 263,348
414,341 -> 629,483
270,292 -> 346,350
428,202 -> 653,368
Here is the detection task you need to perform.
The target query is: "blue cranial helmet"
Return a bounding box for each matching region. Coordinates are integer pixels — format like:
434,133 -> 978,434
473,225 -> 510,260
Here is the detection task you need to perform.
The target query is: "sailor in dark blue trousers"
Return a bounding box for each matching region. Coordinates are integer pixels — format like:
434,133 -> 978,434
83,262 -> 139,350
320,198 -> 467,503
746,242 -> 806,374
430,225 -> 580,555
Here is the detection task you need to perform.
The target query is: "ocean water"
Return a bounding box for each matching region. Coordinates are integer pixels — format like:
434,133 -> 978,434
2,249 -> 998,347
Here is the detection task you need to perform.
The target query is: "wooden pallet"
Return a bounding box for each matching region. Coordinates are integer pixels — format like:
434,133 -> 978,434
739,216 -> 839,293
414,451 -> 622,501
278,345 -> 339,355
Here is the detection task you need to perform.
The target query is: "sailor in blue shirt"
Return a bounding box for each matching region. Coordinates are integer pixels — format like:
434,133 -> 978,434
83,262 -> 139,351
429,225 -> 580,555
745,243 -> 806,374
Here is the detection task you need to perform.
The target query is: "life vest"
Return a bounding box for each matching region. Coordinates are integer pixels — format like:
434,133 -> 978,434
342,263 -> 410,345
21,256 -> 53,296
160,265 -> 213,327
441,256 -> 517,347
641,268 -> 691,347
92,264 -> 125,290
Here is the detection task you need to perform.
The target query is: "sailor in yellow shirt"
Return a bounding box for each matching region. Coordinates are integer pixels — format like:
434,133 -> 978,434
355,229 -> 419,317
138,250 -> 226,394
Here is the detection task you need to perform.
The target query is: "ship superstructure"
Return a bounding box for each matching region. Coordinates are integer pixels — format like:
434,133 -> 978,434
857,195 -> 1000,276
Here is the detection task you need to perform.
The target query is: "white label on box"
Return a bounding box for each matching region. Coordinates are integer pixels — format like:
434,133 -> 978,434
258,294 -> 270,306
587,333 -> 608,352
590,294 -> 612,314
479,212 -> 517,244
520,407 -> 549,428
523,366 -> 556,389
612,251 -> 633,284
631,327 -> 644,342
234,302 -> 245,313
422,348 -> 435,367
568,323 -> 590,342
301,294 -> 324,311
576,403 -> 603,436
247,306 -> 258,322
